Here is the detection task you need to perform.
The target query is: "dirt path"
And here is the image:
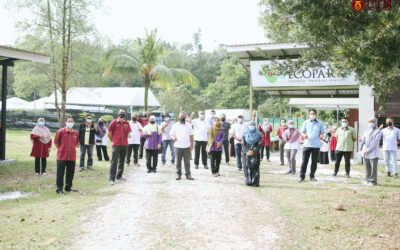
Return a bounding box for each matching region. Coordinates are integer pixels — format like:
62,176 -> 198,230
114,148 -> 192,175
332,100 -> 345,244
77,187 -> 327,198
72,161 -> 278,249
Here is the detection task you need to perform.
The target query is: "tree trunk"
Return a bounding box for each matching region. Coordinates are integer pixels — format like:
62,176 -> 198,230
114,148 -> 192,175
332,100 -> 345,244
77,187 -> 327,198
144,74 -> 150,111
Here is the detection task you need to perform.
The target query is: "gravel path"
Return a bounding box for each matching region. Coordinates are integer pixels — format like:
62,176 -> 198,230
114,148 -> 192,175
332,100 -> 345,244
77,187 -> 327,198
72,161 -> 278,249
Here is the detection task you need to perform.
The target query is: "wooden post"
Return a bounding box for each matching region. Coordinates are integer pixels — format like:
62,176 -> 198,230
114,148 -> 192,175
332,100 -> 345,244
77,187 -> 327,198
1,64 -> 8,160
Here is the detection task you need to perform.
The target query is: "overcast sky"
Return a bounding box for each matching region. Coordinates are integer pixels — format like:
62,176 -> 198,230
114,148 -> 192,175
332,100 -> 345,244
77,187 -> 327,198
0,0 -> 268,51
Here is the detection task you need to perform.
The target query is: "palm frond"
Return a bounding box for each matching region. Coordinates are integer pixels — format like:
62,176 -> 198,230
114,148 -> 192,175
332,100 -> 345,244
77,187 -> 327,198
103,48 -> 140,79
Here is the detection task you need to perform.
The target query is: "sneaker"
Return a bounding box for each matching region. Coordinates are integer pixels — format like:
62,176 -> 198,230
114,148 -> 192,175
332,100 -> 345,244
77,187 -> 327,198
195,165 -> 199,169
186,175 -> 194,180
79,168 -> 84,172
368,182 -> 377,186
35,173 -> 40,176
42,172 -> 47,175
65,188 -> 78,192
109,180 -> 114,185
310,177 -> 318,182
117,178 -> 127,182
298,178 -> 305,183
204,165 -> 208,169
56,190 -> 64,195
332,172 -> 337,177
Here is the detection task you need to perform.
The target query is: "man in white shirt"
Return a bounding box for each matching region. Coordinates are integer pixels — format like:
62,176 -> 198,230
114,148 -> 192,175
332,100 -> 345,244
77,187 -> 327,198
161,113 -> 175,166
380,118 -> 400,177
230,115 -> 248,170
170,112 -> 194,180
126,113 -> 143,166
190,110 -> 210,169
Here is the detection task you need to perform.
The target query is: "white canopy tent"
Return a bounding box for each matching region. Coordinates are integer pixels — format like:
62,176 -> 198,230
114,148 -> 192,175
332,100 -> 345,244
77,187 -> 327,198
288,98 -> 359,110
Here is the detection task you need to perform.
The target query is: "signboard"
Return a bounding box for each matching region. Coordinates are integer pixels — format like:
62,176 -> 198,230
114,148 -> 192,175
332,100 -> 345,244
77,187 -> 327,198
250,60 -> 358,88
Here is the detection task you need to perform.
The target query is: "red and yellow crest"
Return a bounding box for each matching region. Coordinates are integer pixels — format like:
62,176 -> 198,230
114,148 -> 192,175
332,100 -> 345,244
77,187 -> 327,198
351,0 -> 365,12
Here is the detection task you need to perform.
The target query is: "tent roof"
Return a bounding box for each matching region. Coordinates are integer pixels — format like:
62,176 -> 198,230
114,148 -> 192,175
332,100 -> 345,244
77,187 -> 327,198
45,87 -> 160,108
288,98 -> 359,110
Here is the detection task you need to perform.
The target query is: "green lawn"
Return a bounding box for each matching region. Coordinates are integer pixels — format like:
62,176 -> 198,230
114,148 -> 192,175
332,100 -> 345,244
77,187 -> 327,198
0,130 -> 123,249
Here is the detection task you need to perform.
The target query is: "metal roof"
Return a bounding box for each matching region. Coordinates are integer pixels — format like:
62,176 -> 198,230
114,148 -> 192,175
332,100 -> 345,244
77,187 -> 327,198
288,98 -> 359,110
0,45 -> 50,64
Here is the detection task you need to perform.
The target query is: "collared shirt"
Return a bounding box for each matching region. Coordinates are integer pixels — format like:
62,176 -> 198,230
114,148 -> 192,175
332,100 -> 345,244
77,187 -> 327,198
128,121 -> 142,145
170,123 -> 194,148
54,127 -> 79,161
108,119 -> 132,146
231,122 -> 248,144
161,121 -> 174,140
361,128 -> 382,159
335,126 -> 357,152
84,126 -> 91,145
301,119 -> 325,148
277,125 -> 288,139
382,126 -> 400,151
192,118 -> 210,141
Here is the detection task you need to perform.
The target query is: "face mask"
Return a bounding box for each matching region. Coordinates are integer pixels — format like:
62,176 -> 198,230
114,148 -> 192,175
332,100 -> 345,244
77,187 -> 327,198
281,122 -> 286,126
66,122 -> 74,128
180,118 -> 186,123
38,121 -> 45,127
310,115 -> 316,120
185,118 -> 190,122
221,118 -> 226,122
132,117 -> 137,121
211,114 -> 215,118
238,118 -> 243,123
199,114 -> 205,119
99,121 -> 104,125
249,126 -> 256,131
368,123 -> 375,129
333,125 -> 337,129
119,113 -> 126,118
387,122 -> 393,127
165,117 -> 170,122
150,121 -> 155,124
87,119 -> 92,123
264,122 -> 269,125
288,124 -> 295,129
341,123 -> 348,128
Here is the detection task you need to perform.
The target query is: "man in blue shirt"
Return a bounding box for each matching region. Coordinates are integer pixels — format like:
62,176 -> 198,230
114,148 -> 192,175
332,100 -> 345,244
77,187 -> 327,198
299,109 -> 325,182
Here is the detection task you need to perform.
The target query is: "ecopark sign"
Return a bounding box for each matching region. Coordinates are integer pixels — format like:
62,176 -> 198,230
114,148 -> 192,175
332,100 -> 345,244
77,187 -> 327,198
250,60 -> 358,88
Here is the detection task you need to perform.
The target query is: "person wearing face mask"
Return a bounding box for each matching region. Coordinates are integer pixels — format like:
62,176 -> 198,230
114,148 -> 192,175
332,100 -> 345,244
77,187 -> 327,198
30,118 -> 52,175
360,117 -> 382,186
126,113 -> 143,166
329,123 -> 338,163
318,122 -> 331,165
243,121 -> 262,187
190,110 -> 210,169
276,119 -> 288,166
229,118 -> 237,158
54,116 -> 80,194
230,115 -> 248,171
78,114 -> 99,172
220,114 -> 231,165
138,111 -> 149,160
170,112 -> 194,180
207,117 -> 225,177
282,120 -> 300,175
108,109 -> 132,185
380,118 -> 400,177
299,109 -> 325,182
333,118 -> 356,178
258,118 -> 272,162
208,110 -> 216,126
95,118 -> 109,162
142,115 -> 162,173
161,113 -> 175,166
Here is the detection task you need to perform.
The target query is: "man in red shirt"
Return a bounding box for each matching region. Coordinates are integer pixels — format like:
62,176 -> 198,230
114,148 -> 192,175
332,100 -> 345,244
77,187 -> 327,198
108,109 -> 132,185
138,111 -> 149,159
276,118 -> 288,166
54,116 -> 80,195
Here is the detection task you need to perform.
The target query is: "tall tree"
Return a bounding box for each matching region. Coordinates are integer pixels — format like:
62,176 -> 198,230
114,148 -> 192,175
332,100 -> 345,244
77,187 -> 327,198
104,29 -> 199,111
259,0 -> 400,103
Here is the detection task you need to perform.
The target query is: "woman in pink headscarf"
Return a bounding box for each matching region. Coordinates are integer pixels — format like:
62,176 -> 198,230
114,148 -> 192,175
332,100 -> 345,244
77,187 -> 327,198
30,118 -> 52,175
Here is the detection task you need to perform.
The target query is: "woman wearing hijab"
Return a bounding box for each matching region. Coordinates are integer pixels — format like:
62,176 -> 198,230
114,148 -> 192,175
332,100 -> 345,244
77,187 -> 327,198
30,118 -> 52,175
319,122 -> 331,164
229,118 -> 237,158
95,118 -> 110,161
207,117 -> 225,177
361,117 -> 382,186
258,118 -> 272,162
143,115 -> 162,173
282,120 -> 300,175
243,121 -> 262,187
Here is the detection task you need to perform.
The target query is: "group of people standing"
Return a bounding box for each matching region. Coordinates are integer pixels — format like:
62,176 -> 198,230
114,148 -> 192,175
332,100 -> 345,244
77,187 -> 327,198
29,108 -> 399,194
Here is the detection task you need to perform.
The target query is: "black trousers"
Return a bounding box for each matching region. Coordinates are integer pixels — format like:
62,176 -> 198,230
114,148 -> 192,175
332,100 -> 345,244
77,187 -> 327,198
210,151 -> 222,174
56,160 -> 75,191
334,151 -> 352,174
260,146 -> 270,160
139,137 -> 146,159
96,145 -> 109,161
222,140 -> 229,163
35,157 -> 47,174
146,149 -> 158,170
126,144 -> 140,164
300,147 -> 320,179
330,150 -> 336,162
194,141 -> 208,166
110,146 -> 128,181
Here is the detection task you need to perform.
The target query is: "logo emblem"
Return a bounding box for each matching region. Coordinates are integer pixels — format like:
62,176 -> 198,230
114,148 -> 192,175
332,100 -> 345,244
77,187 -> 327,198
352,0 -> 365,12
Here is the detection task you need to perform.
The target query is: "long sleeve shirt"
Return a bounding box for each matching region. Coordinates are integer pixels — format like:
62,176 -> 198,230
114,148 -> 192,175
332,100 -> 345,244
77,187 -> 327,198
361,128 -> 382,159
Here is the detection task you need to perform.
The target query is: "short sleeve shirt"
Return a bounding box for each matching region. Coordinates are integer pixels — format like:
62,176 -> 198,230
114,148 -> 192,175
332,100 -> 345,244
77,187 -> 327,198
108,119 -> 132,146
301,119 -> 325,148
170,123 -> 194,148
335,126 -> 356,152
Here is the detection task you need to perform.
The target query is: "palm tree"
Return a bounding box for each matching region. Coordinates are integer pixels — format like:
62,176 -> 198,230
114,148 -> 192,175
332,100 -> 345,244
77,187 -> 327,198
103,29 -> 199,111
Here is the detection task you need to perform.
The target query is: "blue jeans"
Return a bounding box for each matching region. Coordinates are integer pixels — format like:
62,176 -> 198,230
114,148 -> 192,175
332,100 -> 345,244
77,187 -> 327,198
80,145 -> 93,169
162,140 -> 175,164
234,143 -> 243,169
384,150 -> 398,174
